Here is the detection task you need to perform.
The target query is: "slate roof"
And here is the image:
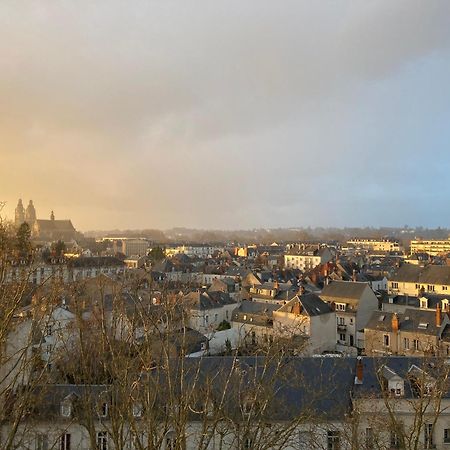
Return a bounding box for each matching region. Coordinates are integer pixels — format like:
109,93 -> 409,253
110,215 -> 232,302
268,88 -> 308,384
36,219 -> 76,232
391,265 -> 450,285
353,357 -> 450,399
382,294 -> 450,309
67,256 -> 124,268
184,291 -> 236,311
320,281 -> 369,302
365,309 -> 444,336
277,294 -> 333,317
7,357 -> 356,422
232,301 -> 278,326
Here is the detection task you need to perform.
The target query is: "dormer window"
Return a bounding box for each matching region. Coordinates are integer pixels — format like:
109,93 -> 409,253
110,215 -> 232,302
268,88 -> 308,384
60,401 -> 72,418
132,403 -> 143,418
381,366 -> 405,397
420,298 -> 428,309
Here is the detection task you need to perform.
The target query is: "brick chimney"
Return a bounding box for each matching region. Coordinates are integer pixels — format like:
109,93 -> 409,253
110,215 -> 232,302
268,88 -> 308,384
392,313 -> 399,333
291,301 -> 302,315
355,356 -> 363,384
436,303 -> 442,327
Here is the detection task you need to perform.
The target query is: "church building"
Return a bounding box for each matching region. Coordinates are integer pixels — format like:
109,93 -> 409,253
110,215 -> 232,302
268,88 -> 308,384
15,199 -> 79,243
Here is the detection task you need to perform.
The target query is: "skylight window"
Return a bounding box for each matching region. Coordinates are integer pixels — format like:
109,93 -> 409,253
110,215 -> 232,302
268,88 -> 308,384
418,323 -> 428,329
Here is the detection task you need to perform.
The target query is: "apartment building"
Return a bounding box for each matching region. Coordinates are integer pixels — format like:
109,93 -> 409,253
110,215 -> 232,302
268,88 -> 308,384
388,264 -> 450,296
347,238 -> 401,253
284,246 -> 333,271
410,238 -> 450,256
320,281 -> 379,352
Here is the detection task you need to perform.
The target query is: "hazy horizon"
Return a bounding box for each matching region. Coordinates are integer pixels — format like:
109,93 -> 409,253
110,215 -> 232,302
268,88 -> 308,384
2,1 -> 450,230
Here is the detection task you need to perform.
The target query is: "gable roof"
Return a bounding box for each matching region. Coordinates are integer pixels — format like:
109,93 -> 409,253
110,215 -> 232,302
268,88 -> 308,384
391,265 -> 450,285
277,294 -> 333,317
184,291 -> 236,311
365,309 -> 444,336
320,281 -> 369,301
36,219 -> 76,232
353,357 -> 450,399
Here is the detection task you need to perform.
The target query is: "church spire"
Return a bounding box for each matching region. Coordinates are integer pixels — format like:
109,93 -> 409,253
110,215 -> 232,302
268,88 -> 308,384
50,210 -> 55,221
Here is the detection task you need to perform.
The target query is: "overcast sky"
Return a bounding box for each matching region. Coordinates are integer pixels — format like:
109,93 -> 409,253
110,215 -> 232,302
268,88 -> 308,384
1,1 -> 450,231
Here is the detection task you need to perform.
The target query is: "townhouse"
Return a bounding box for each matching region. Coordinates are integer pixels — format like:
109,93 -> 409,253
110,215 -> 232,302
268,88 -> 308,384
364,307 -> 450,356
320,281 -> 379,353
388,264 -> 450,296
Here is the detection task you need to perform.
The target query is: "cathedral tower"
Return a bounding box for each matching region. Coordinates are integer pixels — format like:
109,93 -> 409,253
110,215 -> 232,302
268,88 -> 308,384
15,199 -> 25,227
25,200 -> 37,225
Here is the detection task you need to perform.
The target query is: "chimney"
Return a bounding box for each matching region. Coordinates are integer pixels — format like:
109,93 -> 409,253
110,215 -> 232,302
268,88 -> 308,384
273,280 -> 279,291
292,301 -> 302,315
392,313 -> 399,333
436,303 -> 442,327
352,269 -> 357,282
355,356 -> 363,385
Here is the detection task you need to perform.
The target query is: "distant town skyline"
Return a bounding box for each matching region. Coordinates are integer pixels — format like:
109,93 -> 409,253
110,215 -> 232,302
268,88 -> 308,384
2,1 -> 450,230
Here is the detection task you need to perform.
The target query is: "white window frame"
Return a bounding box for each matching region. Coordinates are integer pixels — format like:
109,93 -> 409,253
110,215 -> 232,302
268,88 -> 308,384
60,402 -> 71,418
60,433 -> 71,450
97,431 -> 108,450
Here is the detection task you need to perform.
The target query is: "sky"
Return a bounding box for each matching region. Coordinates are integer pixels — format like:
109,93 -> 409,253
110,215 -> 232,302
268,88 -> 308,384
1,1 -> 450,231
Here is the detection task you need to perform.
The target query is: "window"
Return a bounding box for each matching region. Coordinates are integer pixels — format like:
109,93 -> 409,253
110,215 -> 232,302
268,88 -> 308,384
424,423 -> 434,449
165,436 -> 176,450
36,434 -> 48,450
403,338 -> 410,350
327,430 -> 340,450
242,436 -> 253,449
427,285 -> 435,292
60,402 -> 71,418
390,431 -> 399,448
392,282 -> 399,289
443,286 -> 448,291
132,403 -> 143,417
44,324 -> 52,336
383,334 -> 390,347
335,303 -> 346,311
338,317 -> 345,325
444,428 -> 450,444
339,333 -> 346,342
365,428 -> 373,449
60,433 -> 71,450
413,339 -> 420,351
99,402 -> 108,417
97,431 -> 108,450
